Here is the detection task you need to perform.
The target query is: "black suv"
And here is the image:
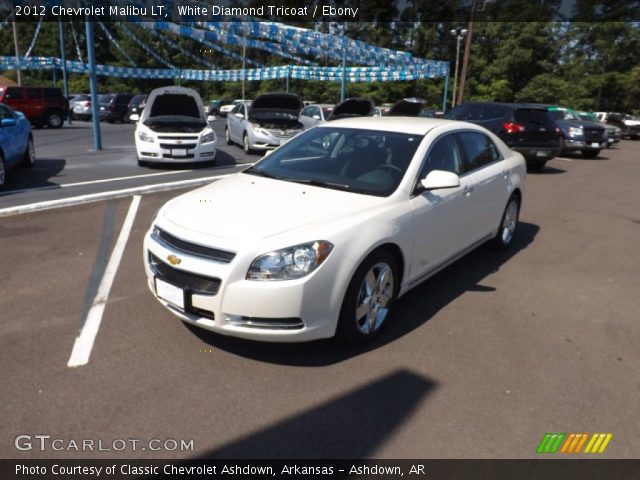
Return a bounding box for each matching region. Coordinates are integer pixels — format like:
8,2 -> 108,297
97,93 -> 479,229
444,102 -> 562,170
98,93 -> 134,123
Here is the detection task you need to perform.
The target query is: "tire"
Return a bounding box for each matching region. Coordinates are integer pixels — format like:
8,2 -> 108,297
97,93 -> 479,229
137,157 -> 148,167
492,194 -> 521,250
225,127 -> 232,145
45,110 -> 63,128
243,133 -> 252,154
528,160 -> 547,171
0,154 -> 5,187
22,136 -> 35,168
336,250 -> 398,346
581,149 -> 600,159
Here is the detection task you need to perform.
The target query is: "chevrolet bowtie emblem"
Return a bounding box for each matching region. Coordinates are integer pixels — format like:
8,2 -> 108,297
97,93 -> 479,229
167,254 -> 182,266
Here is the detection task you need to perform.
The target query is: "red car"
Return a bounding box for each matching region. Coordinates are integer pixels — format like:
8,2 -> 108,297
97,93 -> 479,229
0,86 -> 69,128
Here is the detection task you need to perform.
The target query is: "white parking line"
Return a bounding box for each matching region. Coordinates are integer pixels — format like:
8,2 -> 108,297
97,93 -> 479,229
0,169 -> 250,218
67,195 -> 141,367
1,169 -> 194,195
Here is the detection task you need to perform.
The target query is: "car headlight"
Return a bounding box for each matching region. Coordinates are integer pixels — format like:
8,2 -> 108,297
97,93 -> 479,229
201,131 -> 216,144
568,127 -> 583,137
247,241 -> 334,281
137,130 -> 154,143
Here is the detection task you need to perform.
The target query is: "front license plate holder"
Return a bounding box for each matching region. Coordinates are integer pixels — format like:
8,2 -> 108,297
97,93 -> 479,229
590,142 -> 600,148
155,277 -> 185,310
172,149 -> 188,157
536,150 -> 549,157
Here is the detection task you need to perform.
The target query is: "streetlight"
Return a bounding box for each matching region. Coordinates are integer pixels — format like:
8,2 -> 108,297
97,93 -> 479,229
450,28 -> 467,108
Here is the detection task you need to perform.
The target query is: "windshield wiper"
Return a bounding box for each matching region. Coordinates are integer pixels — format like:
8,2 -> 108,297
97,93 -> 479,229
283,178 -> 352,191
243,166 -> 283,180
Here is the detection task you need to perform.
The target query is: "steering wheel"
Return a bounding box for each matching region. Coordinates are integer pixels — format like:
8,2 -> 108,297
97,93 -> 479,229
377,164 -> 404,177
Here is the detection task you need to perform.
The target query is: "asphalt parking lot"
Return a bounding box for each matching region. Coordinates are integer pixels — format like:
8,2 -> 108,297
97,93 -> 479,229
1,132 -> 639,459
0,118 -> 255,211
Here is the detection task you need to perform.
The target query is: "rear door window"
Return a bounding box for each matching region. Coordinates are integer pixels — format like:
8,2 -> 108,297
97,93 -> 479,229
44,88 -> 63,99
482,105 -> 506,120
27,88 -> 41,99
457,132 -> 502,171
514,108 -> 555,127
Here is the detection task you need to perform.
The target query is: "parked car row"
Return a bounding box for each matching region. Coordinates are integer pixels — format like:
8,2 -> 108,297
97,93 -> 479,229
70,93 -> 147,123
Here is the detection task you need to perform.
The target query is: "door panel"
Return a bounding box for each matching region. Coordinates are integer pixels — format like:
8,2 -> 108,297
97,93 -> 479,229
456,131 -> 509,238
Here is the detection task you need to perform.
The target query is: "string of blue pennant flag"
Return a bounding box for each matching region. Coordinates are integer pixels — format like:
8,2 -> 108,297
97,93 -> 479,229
0,56 -> 448,82
142,25 -> 216,70
117,23 -> 176,69
24,18 -> 44,58
97,20 -> 138,67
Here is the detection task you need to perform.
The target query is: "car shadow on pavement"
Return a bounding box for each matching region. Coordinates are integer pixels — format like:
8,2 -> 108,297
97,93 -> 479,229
158,370 -> 437,460
0,158 -> 66,194
530,165 -> 566,174
187,221 -> 540,367
142,150 -> 238,170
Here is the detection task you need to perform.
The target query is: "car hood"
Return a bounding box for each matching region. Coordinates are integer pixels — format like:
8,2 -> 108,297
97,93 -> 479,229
328,98 -> 375,120
249,93 -> 303,119
387,98 -> 425,117
141,86 -> 206,123
159,173 -> 381,242
556,119 -> 604,130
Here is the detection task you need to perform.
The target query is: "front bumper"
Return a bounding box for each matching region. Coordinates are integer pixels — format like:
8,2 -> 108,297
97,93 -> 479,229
143,229 -> 341,342
248,129 -> 301,151
562,138 -> 605,151
136,136 -> 216,163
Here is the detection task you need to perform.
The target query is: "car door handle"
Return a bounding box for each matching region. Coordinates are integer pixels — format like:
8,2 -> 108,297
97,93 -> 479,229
502,169 -> 509,179
463,186 -> 474,196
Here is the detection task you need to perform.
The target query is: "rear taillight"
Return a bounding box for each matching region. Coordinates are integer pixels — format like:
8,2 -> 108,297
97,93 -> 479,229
503,122 -> 526,133
109,104 -> 116,112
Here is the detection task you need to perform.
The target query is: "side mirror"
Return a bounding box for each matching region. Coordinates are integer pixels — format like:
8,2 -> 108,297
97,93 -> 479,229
234,112 -> 244,119
420,170 -> 461,191
207,115 -> 216,123
129,113 -> 140,122
312,115 -> 321,120
1,118 -> 17,127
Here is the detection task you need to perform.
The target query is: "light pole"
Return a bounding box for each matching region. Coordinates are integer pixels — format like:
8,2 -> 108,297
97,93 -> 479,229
450,28 -> 467,108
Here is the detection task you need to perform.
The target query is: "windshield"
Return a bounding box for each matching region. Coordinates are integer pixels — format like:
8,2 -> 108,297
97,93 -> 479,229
243,127 -> 422,197
549,109 -> 578,121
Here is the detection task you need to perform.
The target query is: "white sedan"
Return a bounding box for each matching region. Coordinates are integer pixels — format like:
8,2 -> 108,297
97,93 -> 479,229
144,117 -> 526,345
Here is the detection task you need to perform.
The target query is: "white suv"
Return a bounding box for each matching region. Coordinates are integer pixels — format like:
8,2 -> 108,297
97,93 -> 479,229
135,87 -> 216,166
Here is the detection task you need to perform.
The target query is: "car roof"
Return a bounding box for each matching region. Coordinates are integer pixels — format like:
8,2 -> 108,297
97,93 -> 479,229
317,116 -> 460,135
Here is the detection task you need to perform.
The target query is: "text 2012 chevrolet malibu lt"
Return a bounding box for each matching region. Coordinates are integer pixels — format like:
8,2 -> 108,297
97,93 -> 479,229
144,117 -> 526,345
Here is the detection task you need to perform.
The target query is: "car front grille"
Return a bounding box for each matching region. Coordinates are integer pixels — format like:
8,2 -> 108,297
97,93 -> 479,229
265,128 -> 301,138
158,135 -> 199,141
148,252 -> 221,296
159,143 -> 198,150
583,127 -> 605,141
151,227 -> 235,263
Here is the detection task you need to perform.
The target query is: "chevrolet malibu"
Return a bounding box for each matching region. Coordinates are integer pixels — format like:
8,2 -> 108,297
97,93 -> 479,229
144,117 -> 526,345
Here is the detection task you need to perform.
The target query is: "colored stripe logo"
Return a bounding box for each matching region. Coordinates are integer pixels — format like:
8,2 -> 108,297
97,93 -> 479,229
537,433 -> 613,454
